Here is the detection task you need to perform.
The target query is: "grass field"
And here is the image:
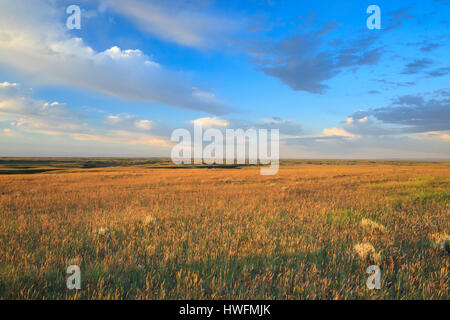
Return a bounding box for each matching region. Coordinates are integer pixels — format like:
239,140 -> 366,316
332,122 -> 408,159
0,159 -> 448,299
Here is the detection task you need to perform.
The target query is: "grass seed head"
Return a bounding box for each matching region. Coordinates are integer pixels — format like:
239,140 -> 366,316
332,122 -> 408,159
94,227 -> 110,236
360,218 -> 386,232
354,242 -> 382,264
431,233 -> 450,253
143,215 -> 157,226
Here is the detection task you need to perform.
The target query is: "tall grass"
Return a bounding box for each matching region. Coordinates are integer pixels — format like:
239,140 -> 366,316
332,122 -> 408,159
0,162 -> 448,299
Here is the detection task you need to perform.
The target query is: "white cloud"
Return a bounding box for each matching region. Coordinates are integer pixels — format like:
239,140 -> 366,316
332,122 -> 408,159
0,82 -> 18,88
346,116 -> 369,125
106,114 -> 153,131
190,117 -> 229,127
135,120 -> 152,131
1,128 -> 15,136
0,0 -> 229,114
422,131 -> 450,141
0,82 -> 77,123
101,46 -> 144,60
106,115 -> 121,124
323,128 -> 355,138
0,82 -> 171,148
71,130 -> 170,147
358,116 -> 369,123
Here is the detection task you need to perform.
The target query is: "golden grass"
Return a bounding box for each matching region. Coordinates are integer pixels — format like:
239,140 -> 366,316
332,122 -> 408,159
353,243 -> 382,264
0,161 -> 448,299
360,219 -> 386,233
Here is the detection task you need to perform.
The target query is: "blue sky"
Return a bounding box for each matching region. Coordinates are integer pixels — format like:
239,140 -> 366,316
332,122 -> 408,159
0,0 -> 449,158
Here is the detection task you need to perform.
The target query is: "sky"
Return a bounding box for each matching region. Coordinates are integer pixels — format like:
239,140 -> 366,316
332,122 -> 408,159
0,0 -> 449,159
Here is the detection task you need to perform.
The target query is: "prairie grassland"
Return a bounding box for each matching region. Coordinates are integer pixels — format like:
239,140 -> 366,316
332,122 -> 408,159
0,161 -> 448,299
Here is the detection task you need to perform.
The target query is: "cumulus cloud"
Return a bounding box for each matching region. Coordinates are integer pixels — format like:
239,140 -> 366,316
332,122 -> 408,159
344,116 -> 397,136
190,117 -> 230,128
0,82 -> 85,135
323,128 -> 355,138
135,120 -> 152,131
0,0 -> 229,114
106,114 -> 153,131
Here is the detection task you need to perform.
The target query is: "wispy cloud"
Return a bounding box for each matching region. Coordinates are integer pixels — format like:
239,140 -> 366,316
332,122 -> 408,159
100,0 -> 241,48
244,19 -> 383,94
427,66 -> 450,77
401,58 -> 434,74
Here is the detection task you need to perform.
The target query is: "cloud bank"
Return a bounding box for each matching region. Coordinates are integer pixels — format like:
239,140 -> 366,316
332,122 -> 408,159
0,0 -> 229,114
0,82 -> 171,148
